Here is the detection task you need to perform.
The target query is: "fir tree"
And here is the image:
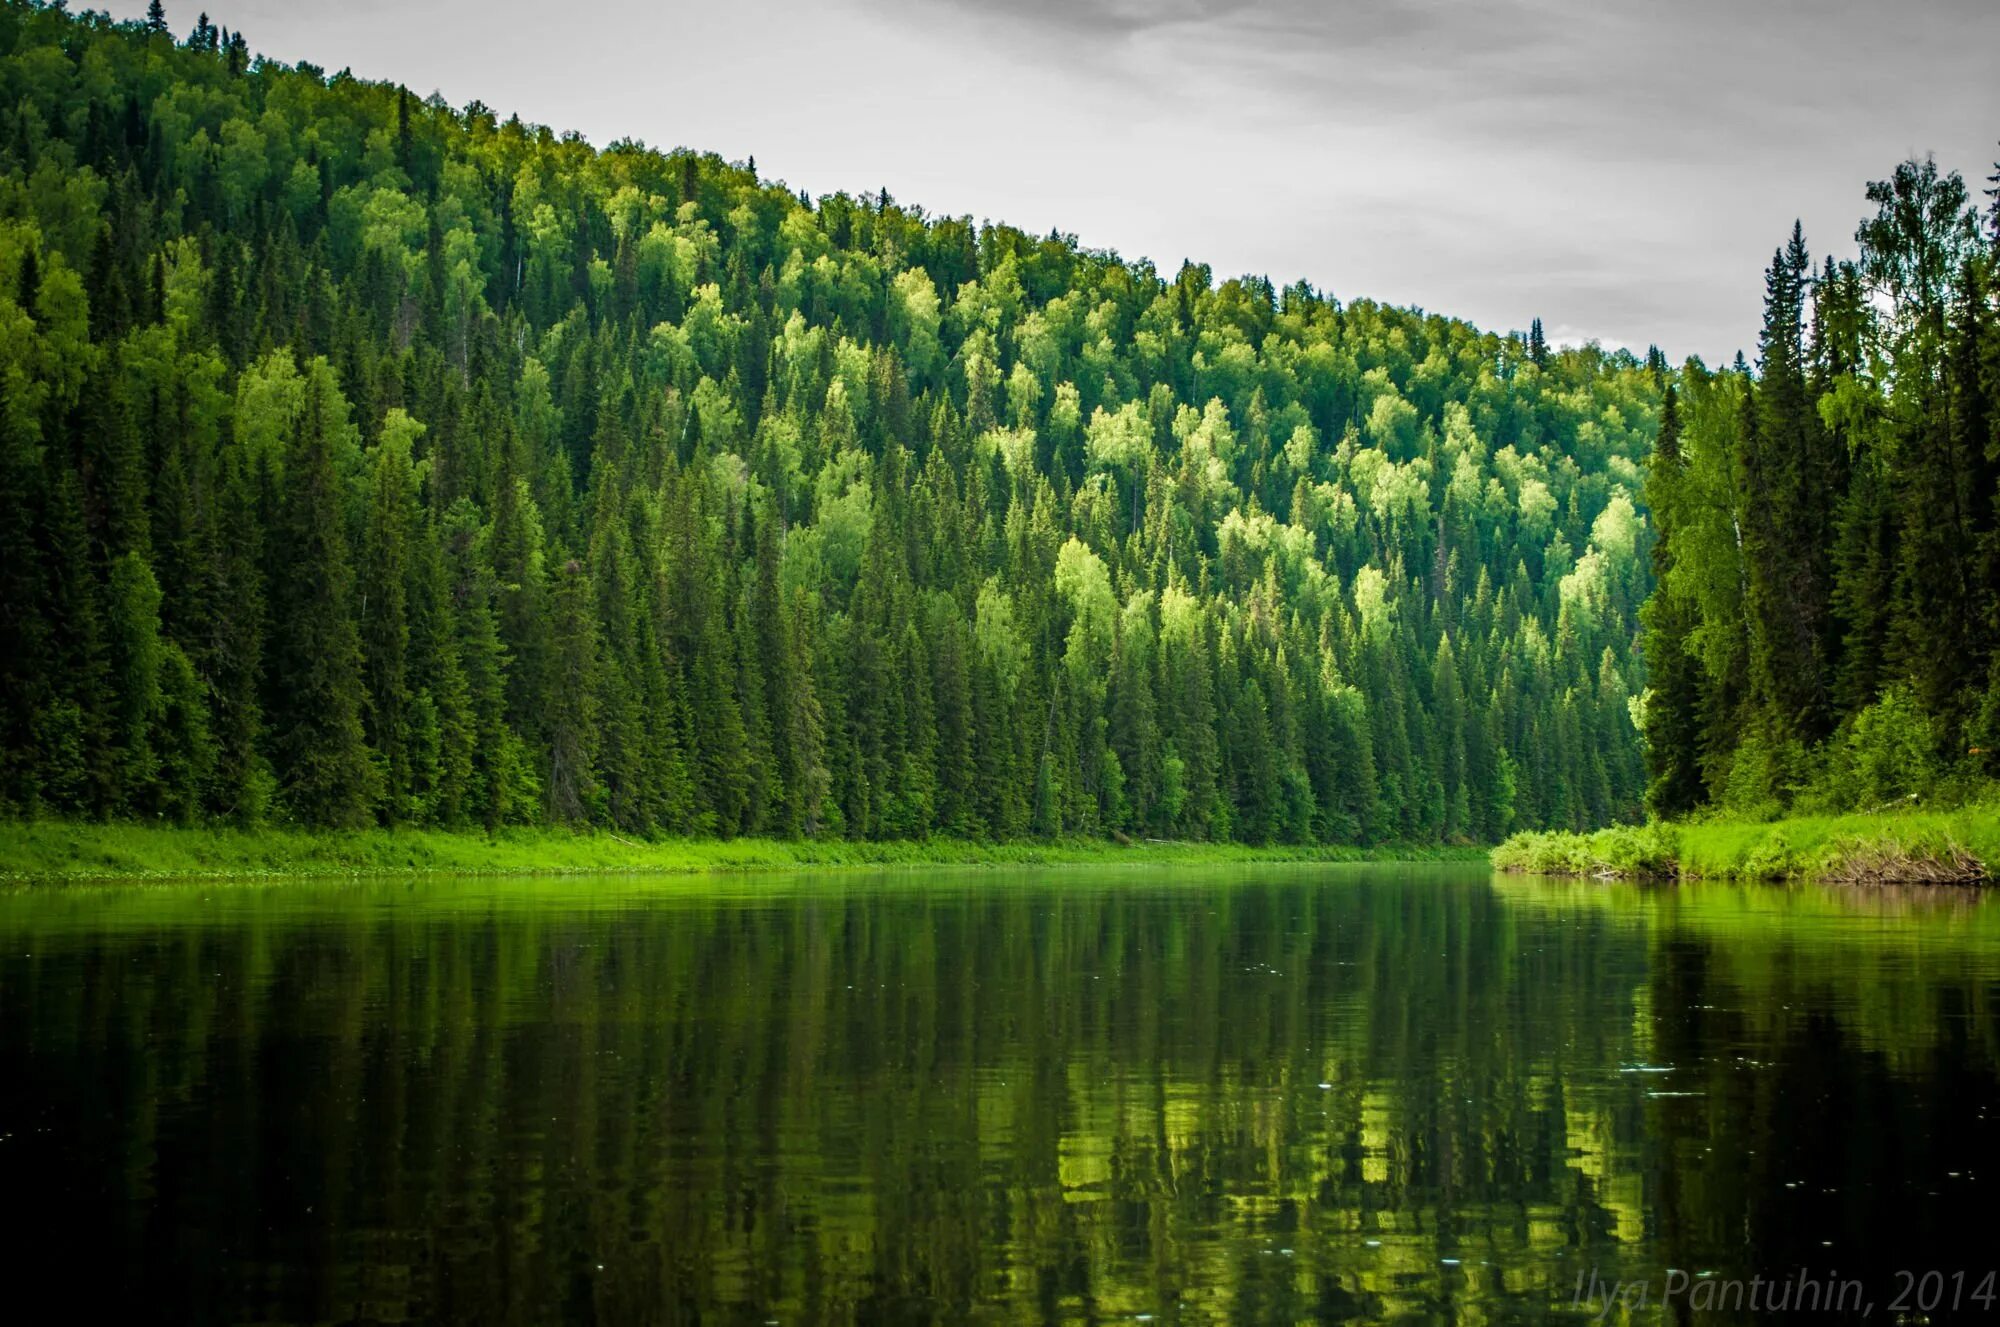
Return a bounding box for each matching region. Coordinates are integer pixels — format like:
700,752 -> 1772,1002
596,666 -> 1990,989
0,4 -> 1711,846
1640,386 -> 1704,816
269,365 -> 378,828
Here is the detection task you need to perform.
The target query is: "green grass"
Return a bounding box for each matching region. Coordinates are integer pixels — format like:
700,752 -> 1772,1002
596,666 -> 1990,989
1492,807 -> 2000,884
1488,823 -> 1682,879
0,821 -> 1485,884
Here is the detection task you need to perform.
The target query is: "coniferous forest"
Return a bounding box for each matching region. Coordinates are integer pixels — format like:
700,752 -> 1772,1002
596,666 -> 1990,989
9,1 -> 1994,854
0,1 -> 1668,845
1642,157 -> 2000,821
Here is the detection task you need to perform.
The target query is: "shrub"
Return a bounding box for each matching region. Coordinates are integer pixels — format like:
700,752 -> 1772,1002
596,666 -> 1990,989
1804,687 -> 1940,812
1490,823 -> 1679,878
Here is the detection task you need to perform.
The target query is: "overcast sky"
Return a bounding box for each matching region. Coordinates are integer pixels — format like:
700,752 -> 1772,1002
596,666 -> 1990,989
111,0 -> 1997,362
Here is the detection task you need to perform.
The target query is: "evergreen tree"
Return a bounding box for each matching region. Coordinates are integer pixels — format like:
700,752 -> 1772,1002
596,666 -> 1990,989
267,365 -> 378,828
544,551 -> 602,824
104,550 -> 164,811
360,411 -> 421,821
1640,387 -> 1704,817
0,3 -> 1689,845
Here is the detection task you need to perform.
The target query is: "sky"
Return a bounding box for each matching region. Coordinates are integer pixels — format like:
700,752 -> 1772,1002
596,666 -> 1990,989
108,0 -> 1998,363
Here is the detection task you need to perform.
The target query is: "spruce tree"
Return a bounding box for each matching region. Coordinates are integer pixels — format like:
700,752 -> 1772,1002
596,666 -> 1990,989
1640,386 -> 1705,817
544,550 -> 602,824
360,412 -> 420,822
269,365 -> 378,828
104,551 -> 165,812
0,4 -> 1725,846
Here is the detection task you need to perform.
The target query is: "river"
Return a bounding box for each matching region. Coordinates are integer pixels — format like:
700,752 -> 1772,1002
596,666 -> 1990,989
2,863 -> 1997,1322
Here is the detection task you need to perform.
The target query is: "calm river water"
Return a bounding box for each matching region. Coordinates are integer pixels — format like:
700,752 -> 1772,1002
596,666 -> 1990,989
2,863 -> 1997,1323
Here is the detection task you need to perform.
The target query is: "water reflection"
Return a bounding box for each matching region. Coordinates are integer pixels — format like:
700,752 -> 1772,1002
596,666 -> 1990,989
0,866 -> 1996,1323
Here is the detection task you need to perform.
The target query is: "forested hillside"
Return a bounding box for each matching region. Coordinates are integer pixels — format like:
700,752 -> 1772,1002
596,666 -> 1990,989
0,0 -> 1661,843
1643,155 -> 2000,819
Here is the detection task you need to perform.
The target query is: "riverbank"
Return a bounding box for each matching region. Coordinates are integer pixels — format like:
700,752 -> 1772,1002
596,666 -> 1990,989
1491,808 -> 2000,884
0,821 -> 1486,884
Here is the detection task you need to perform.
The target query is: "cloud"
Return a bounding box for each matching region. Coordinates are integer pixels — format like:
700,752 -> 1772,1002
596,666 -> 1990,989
873,0 -> 1254,38
111,0 -> 2000,361
844,0 -> 1997,358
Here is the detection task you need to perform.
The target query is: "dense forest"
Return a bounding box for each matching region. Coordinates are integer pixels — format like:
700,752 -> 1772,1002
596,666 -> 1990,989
0,0 -> 1664,843
1642,154 -> 2000,819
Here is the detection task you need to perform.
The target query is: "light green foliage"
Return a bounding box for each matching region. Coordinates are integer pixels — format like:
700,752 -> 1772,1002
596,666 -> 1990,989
1807,688 -> 1940,811
1489,823 -> 1681,878
0,819 -> 1476,881
1351,565 -> 1393,644
0,1 -> 1662,843
1495,808 -> 2000,885
1054,538 -> 1116,687
1364,382 -> 1419,456
233,349 -> 306,480
889,267 -> 942,385
1084,401 -> 1151,475
812,447 -> 872,583
973,579 -> 1028,698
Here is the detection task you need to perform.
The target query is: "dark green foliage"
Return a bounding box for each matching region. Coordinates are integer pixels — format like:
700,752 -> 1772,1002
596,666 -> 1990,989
0,0 -> 1661,840
1642,155 -> 2000,815
1639,389 -> 1703,818
266,362 -> 378,827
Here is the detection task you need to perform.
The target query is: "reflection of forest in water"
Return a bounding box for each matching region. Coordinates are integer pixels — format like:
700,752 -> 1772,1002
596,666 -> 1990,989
1,868 -> 1997,1324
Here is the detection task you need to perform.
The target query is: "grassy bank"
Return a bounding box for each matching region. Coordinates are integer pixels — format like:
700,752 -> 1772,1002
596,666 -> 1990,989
0,821 -> 1485,884
1492,808 -> 2000,884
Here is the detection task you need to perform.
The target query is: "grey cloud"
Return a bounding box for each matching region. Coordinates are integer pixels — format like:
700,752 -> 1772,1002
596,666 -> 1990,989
871,0 -> 1255,37
105,0 -> 2000,361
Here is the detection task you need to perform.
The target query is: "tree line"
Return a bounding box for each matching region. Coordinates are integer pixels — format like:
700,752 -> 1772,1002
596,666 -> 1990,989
1642,152 -> 2000,818
0,1 -> 1661,842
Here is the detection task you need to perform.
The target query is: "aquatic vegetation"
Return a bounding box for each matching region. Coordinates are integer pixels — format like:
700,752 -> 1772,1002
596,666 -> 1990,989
1493,809 -> 2000,884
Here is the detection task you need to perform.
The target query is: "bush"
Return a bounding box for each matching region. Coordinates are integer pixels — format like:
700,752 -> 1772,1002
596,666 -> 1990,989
1490,823 -> 1679,878
1718,724 -> 1806,820
1802,687 -> 1940,812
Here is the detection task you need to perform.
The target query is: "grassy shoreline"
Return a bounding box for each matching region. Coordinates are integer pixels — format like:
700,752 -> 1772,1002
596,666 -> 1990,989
0,821 -> 1486,884
1491,809 -> 2000,884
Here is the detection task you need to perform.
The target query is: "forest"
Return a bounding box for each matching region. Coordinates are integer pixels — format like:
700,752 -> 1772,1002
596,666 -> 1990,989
0,1 -> 1674,846
1642,154 -> 2000,820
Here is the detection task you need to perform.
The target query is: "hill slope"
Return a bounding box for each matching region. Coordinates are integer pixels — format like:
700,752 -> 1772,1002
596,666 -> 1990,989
0,0 -> 1659,843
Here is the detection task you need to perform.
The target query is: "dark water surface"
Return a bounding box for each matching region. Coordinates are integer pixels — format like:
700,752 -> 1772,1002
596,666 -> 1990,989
2,863 -> 1998,1323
